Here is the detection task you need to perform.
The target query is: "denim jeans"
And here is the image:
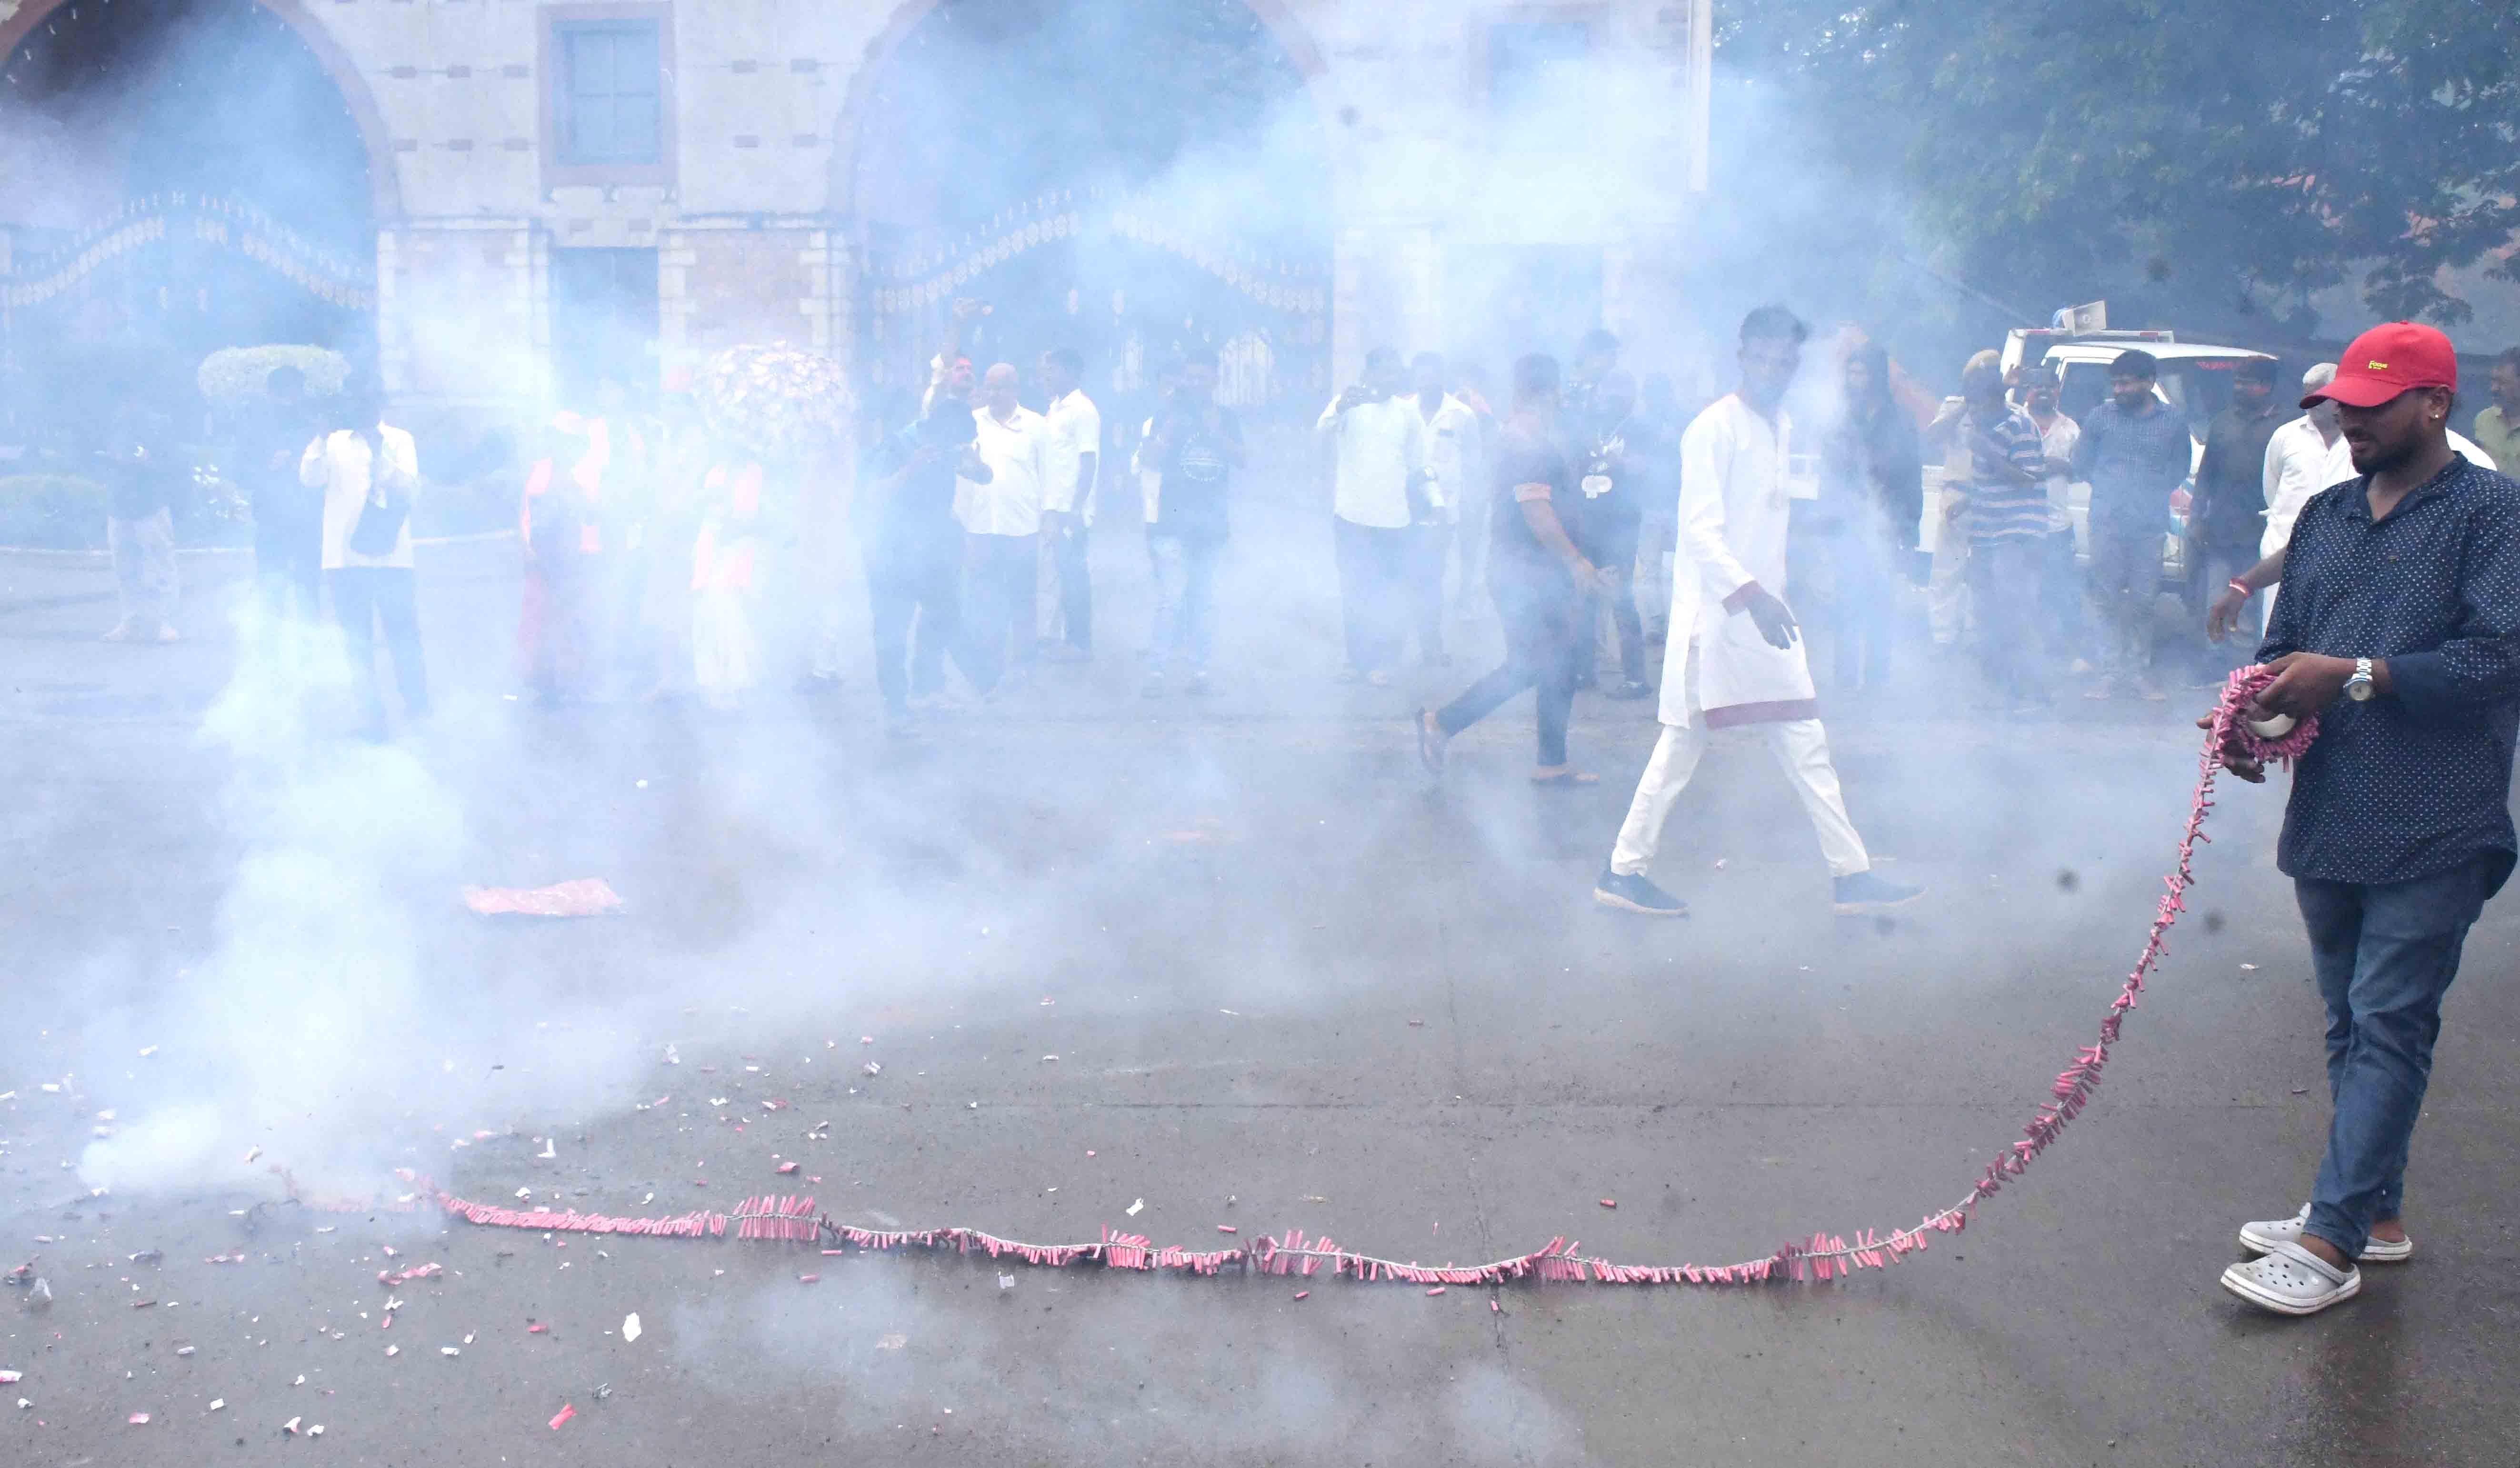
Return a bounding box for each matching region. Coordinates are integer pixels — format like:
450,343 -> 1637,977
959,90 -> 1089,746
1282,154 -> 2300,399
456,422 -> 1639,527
2086,522 -> 2159,674
960,531 -> 1038,694
1043,519 -> 1092,653
2294,857 -> 2495,1259
1969,535 -> 2049,702
1433,569 -> 1580,767
329,566 -> 430,732
1146,532 -> 1218,674
1333,517 -> 1410,674
2193,544 -> 2262,679
863,535 -> 965,711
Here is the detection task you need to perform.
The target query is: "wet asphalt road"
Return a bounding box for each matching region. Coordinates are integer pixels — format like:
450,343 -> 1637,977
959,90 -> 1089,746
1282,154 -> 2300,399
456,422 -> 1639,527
2,506 -> 2516,1468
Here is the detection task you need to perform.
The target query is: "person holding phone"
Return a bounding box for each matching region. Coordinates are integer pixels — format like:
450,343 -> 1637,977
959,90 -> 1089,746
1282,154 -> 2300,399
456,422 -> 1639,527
1319,346 -> 1429,685
301,375 -> 427,737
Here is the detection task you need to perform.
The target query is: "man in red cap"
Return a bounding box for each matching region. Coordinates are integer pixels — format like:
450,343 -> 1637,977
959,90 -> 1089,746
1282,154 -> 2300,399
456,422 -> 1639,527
2209,321 -> 2520,1317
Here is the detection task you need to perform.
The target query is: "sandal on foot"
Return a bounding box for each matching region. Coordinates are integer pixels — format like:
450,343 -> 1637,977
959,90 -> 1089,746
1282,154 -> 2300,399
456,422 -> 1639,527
1529,769 -> 1599,787
1413,709 -> 1445,774
2238,1205 -> 2412,1263
2220,1239 -> 2360,1316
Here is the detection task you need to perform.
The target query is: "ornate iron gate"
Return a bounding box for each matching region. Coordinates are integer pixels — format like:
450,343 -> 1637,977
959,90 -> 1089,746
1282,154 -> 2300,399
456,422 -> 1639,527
860,183 -> 1328,424
1,192 -> 374,429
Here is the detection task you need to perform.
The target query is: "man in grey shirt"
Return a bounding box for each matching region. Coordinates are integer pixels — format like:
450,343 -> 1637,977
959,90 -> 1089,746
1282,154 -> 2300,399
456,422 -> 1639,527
2071,349 -> 2194,699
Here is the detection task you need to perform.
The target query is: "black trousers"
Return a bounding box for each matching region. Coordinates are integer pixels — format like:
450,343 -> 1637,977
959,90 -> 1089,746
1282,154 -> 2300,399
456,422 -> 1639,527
1435,571 -> 1580,767
328,567 -> 429,730
1334,517 -> 1411,674
1584,513 -> 1646,685
865,536 -> 965,710
254,529 -> 323,625
962,531 -> 1039,694
1047,519 -> 1093,653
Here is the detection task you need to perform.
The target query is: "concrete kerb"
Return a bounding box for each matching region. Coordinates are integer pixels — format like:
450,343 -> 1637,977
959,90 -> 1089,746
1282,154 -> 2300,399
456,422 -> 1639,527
0,529 -> 517,562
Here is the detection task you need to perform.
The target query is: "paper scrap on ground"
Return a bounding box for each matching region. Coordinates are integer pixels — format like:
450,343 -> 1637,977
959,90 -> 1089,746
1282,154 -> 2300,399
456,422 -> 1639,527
462,879 -> 625,919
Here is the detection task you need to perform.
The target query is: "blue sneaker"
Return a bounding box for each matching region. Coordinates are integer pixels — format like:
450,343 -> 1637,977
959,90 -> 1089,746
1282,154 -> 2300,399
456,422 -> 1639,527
1833,870 -> 1924,915
1594,869 -> 1687,917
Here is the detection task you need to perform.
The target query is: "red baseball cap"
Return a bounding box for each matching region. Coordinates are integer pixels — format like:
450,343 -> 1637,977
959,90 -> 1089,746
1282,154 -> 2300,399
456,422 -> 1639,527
2306,321 -> 2458,409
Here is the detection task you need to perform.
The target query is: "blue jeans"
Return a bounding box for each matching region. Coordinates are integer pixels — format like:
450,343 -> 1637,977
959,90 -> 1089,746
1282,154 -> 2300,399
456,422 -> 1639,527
1147,533 -> 1218,674
2294,858 -> 2493,1259
2193,544 -> 2262,679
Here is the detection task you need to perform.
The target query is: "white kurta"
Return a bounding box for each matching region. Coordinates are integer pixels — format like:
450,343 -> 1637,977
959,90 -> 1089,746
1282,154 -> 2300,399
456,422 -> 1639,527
1658,394 -> 1815,729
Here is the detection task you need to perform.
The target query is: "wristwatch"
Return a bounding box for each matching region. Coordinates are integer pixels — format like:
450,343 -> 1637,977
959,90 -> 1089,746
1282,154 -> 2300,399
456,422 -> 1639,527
2344,657 -> 2376,702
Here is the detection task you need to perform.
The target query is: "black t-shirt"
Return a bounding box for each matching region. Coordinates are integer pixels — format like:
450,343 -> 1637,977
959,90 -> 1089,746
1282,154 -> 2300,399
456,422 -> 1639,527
1573,413 -> 1655,529
1488,425 -> 1580,584
1150,402 -> 1240,544
235,403 -> 319,535
95,422 -> 183,521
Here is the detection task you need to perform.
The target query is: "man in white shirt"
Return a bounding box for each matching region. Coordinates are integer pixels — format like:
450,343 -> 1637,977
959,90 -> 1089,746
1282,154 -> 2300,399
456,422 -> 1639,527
1408,351 -> 1484,669
1038,347 -> 1101,664
2021,368 -> 2087,666
1593,306 -> 1924,919
2207,363 -> 2500,644
1319,346 -> 1429,685
959,362 -> 1051,696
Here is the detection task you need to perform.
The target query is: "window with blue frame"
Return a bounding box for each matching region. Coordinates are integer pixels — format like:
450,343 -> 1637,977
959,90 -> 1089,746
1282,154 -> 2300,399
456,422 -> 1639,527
555,20 -> 662,168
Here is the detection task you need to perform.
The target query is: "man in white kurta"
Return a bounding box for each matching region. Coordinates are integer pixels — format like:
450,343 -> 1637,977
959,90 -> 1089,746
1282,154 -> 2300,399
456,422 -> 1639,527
1593,308 -> 1925,918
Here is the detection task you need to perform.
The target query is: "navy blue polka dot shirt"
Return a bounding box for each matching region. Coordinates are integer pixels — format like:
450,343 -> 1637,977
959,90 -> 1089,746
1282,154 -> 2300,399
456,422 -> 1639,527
2259,457 -> 2520,889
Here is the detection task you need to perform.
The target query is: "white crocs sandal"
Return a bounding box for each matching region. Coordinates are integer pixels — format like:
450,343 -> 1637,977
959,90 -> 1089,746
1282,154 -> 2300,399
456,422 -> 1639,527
2237,1206 -> 2414,1263
2221,1239 -> 2360,1316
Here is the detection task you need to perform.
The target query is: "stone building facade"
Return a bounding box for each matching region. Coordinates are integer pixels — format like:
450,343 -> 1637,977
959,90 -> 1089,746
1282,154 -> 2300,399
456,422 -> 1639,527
0,0 -> 1708,424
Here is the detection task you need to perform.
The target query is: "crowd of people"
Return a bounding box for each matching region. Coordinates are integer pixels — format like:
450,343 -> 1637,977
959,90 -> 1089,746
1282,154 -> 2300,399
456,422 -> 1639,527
98,314 -> 2520,925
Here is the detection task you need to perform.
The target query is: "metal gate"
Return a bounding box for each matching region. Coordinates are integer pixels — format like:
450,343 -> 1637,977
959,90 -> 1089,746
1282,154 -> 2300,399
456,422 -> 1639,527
860,183 -> 1328,425
0,192 -> 373,430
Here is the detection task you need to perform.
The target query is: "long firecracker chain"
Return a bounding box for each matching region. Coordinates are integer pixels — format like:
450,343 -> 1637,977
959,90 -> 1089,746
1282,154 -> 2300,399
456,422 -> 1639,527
357,672 -> 2314,1289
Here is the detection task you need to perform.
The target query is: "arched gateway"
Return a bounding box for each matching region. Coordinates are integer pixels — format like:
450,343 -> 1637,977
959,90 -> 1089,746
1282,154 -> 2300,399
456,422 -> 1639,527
1,0 -> 1708,435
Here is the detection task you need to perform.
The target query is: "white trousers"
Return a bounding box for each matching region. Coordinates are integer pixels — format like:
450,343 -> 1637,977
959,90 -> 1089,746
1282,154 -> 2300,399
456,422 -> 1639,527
1927,522 -> 1970,646
1609,714 -> 1873,879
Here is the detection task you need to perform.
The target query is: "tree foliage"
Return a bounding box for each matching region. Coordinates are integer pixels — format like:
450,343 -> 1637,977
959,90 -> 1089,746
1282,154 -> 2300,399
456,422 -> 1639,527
1719,0 -> 2520,333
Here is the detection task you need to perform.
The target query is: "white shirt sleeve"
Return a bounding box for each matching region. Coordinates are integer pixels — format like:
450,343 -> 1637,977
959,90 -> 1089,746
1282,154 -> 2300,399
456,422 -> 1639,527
382,428 -> 420,493
1677,409 -> 1758,604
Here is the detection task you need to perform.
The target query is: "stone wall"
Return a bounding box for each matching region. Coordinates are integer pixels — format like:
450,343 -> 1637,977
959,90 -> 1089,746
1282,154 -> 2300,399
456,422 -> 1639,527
1,0 -> 1708,429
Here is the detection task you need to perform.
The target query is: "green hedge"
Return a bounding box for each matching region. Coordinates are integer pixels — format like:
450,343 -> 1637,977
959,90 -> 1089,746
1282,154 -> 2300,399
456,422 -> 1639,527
197,345 -> 351,415
0,475 -> 110,550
